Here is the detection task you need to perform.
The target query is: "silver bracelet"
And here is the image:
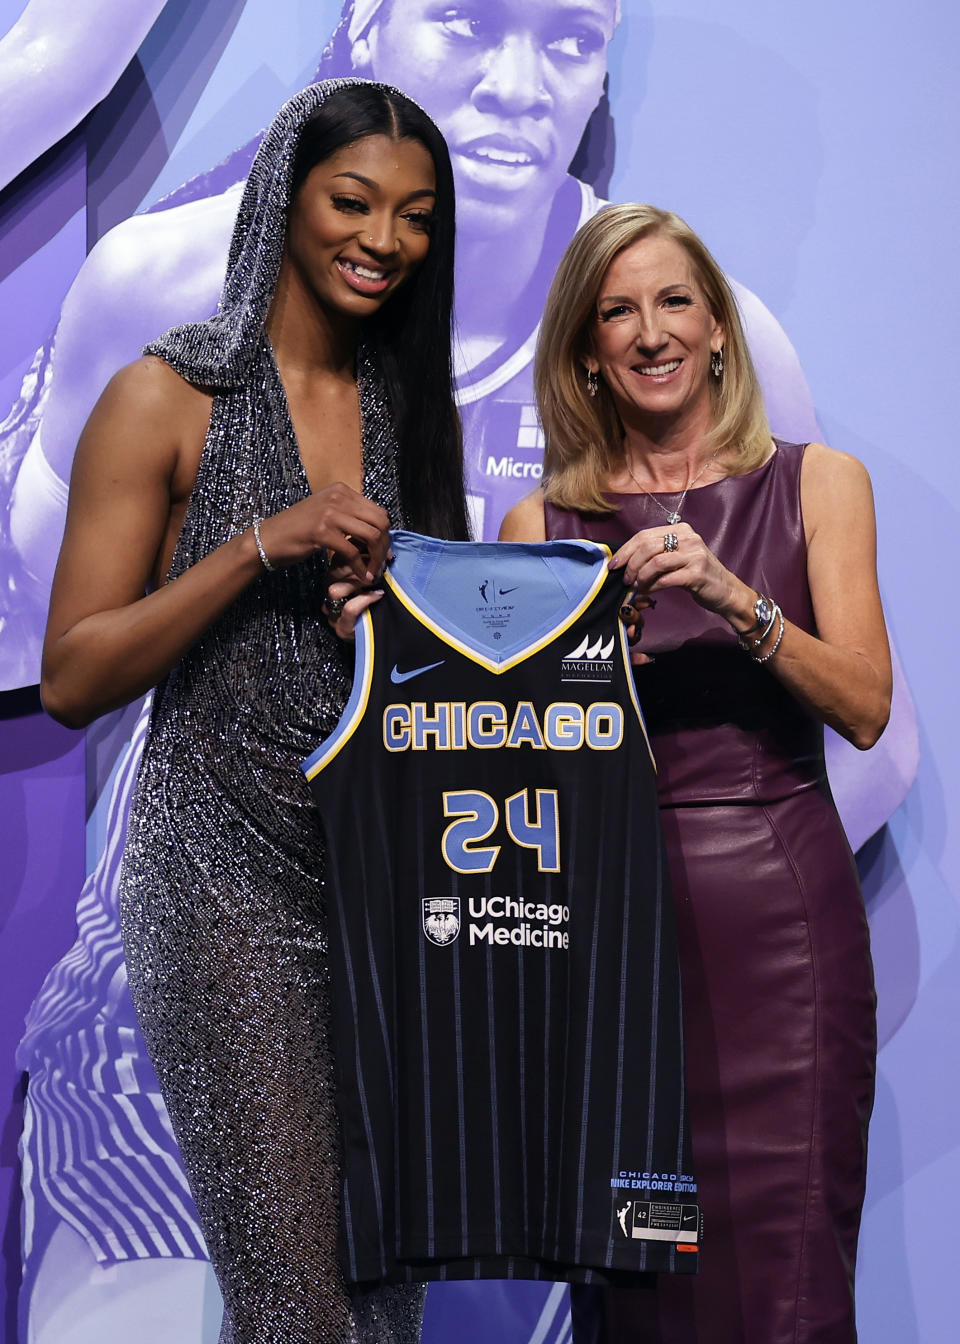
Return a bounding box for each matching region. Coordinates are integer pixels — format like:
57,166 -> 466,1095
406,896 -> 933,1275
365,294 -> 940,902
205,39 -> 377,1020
753,606 -> 785,663
251,516 -> 275,573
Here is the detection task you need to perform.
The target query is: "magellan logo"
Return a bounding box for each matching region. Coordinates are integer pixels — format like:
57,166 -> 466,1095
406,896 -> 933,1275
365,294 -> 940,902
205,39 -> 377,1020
422,898 -> 461,946
561,633 -> 615,683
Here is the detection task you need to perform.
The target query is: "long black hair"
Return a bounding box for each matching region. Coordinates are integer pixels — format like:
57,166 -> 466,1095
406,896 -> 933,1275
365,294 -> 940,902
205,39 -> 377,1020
290,83 -> 468,542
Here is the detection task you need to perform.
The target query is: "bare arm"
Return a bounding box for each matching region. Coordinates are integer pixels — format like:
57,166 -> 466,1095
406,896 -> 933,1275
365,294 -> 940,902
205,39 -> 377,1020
9,194 -> 238,599
498,490 -> 546,542
791,443 -> 891,745
41,358 -> 390,729
611,444 -> 892,750
0,0 -> 169,189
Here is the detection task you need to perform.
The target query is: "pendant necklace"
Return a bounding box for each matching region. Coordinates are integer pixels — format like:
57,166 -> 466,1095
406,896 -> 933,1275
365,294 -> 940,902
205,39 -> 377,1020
625,444 -> 722,524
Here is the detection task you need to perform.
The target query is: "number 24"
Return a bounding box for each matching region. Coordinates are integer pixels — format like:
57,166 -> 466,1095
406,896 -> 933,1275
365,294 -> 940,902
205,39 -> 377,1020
441,788 -> 560,875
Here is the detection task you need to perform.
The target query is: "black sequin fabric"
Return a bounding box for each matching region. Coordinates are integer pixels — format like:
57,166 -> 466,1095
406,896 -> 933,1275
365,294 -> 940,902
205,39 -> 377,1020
119,81 -> 424,1343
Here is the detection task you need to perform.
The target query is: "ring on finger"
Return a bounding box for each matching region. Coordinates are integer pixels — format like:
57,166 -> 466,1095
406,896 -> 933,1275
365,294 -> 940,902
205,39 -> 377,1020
663,532 -> 679,553
325,595 -> 346,620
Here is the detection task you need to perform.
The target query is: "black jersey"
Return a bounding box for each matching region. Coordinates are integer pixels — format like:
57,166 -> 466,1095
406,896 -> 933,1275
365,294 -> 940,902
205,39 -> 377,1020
302,532 -> 700,1285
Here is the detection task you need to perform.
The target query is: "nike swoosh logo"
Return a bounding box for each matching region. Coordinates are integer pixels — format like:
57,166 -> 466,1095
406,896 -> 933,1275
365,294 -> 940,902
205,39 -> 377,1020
390,660 -> 445,684
499,586 -> 519,595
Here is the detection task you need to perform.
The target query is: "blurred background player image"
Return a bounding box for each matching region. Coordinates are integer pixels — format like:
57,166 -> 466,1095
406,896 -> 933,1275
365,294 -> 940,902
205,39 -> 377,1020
0,0 -> 170,192
2,3 -> 919,1343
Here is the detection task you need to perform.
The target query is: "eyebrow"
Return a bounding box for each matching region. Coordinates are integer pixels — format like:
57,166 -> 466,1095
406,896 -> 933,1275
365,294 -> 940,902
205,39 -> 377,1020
333,171 -> 437,201
598,284 -> 694,304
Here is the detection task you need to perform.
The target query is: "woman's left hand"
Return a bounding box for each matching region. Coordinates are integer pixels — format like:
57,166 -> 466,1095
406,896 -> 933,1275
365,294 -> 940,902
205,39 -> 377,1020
323,562 -> 384,640
609,522 -> 752,621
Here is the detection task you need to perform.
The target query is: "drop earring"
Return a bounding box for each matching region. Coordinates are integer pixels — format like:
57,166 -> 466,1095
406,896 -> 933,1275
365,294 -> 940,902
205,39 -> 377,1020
586,369 -> 599,397
710,348 -> 724,379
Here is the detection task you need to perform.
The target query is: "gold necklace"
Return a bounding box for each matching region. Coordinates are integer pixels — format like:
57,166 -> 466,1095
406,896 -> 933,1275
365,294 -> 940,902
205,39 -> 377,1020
624,445 -> 721,524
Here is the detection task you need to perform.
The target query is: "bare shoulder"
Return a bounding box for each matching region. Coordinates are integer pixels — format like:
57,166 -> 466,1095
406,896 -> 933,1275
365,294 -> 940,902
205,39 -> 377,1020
499,488 -> 546,542
801,440 -> 872,492
96,356 -> 211,426
800,442 -> 875,540
76,357 -> 212,484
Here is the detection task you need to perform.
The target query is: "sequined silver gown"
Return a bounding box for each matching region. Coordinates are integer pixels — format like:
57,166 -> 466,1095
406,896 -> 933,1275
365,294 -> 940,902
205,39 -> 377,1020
118,81 -> 425,1344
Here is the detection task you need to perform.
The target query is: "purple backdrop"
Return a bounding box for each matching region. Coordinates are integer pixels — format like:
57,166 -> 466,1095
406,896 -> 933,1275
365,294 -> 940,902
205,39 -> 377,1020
0,1 -> 955,1341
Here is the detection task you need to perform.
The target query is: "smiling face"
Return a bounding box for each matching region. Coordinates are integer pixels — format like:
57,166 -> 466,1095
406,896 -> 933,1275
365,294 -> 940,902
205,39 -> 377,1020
587,232 -> 724,435
282,132 -> 436,320
355,0 -> 617,233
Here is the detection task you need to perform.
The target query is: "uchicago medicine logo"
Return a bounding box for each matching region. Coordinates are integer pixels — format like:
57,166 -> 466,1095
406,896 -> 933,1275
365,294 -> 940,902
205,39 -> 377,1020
422,897 -> 461,946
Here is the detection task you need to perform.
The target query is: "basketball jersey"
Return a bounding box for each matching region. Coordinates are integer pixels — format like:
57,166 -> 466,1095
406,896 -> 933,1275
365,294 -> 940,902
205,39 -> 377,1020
302,532 -> 700,1285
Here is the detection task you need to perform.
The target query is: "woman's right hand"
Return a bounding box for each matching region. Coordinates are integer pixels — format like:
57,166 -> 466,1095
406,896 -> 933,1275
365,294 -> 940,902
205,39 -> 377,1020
40,359 -> 391,728
257,483 -> 391,582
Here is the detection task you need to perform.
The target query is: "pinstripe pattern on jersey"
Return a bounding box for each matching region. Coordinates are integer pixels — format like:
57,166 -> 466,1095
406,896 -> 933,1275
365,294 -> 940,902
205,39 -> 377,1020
328,807 -> 388,1279
415,787 -> 438,1259
451,917 -> 469,1257
573,832 -> 606,1263
304,533 -> 698,1285
18,700 -> 207,1268
484,939 -> 504,1253
606,822 -> 633,1269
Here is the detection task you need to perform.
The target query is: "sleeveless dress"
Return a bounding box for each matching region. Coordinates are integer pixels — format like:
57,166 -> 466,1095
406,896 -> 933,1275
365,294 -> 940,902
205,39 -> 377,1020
117,82 -> 426,1344
546,442 -> 876,1344
117,339 -> 425,1344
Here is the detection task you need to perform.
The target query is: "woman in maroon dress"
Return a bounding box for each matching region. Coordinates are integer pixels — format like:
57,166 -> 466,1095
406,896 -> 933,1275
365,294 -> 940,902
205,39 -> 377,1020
500,203 -> 891,1344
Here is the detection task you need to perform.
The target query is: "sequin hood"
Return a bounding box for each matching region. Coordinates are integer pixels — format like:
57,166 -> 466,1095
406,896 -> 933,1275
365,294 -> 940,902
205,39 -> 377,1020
145,78 -> 409,390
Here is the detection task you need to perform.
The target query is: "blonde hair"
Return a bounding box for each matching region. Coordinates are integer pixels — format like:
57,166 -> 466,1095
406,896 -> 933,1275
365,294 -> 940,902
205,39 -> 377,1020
536,203 -> 772,515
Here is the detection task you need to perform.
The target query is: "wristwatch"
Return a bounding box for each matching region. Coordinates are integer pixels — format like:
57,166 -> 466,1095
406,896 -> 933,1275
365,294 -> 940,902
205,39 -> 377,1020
738,593 -> 775,648
740,594 -> 772,636
752,594 -> 775,629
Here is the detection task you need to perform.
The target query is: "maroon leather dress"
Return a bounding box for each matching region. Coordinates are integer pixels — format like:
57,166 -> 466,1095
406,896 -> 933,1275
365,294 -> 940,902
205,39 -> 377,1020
546,442 -> 876,1344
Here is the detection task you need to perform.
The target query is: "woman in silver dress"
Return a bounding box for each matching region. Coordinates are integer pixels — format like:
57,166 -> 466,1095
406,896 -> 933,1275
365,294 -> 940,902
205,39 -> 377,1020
39,79 -> 468,1343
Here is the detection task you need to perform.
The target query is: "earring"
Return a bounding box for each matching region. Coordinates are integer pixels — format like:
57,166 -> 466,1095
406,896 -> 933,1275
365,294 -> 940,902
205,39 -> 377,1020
586,369 -> 599,397
711,348 -> 724,379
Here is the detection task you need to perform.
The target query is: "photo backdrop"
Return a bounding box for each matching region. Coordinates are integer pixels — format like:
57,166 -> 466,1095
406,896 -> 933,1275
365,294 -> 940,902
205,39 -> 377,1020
0,1 -> 956,1341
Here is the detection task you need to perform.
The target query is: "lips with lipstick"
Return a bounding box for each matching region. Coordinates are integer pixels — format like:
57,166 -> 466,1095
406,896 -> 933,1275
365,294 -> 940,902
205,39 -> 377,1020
336,256 -> 396,296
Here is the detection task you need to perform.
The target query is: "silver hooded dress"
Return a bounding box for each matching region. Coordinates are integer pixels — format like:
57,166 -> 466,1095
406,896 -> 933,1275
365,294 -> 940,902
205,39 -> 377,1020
118,81 -> 426,1343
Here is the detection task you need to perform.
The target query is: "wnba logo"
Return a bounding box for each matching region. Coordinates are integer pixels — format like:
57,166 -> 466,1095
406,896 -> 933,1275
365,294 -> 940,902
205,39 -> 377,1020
423,898 -> 461,946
